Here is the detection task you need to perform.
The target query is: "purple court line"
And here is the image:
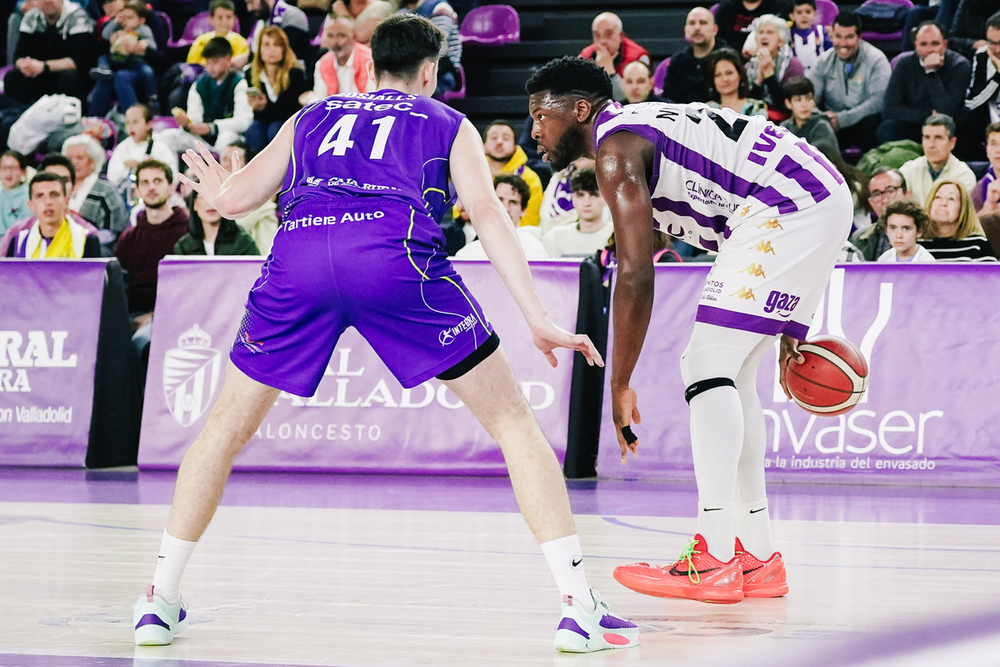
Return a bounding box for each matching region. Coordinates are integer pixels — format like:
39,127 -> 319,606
0,468 -> 998,525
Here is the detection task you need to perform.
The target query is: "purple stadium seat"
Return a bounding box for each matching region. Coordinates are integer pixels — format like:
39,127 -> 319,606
441,64 -> 466,103
710,3 -> 718,14
459,5 -> 519,46
0,65 -> 11,95
816,0 -> 838,26
151,116 -> 180,135
170,11 -> 239,49
155,11 -> 174,45
652,57 -> 670,97
859,0 -> 914,44
890,50 -> 910,69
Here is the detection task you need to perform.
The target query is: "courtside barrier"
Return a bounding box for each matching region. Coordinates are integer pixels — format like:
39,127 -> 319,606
596,264 -> 1000,486
0,259 -> 139,467
138,257 -> 584,473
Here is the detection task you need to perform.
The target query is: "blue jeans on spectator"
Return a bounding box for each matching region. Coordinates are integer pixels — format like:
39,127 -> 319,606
245,119 -> 284,152
89,57 -> 158,116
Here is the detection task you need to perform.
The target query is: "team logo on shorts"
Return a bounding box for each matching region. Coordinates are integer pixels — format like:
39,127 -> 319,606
438,313 -> 478,346
731,286 -> 757,301
740,263 -> 767,278
162,324 -> 222,427
763,290 -> 800,317
757,218 -> 783,230
749,240 -> 776,255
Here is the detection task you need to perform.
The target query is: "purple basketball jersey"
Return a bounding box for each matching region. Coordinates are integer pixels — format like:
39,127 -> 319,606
279,90 -> 465,225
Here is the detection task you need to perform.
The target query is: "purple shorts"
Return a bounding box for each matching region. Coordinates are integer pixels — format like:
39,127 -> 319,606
230,199 -> 493,396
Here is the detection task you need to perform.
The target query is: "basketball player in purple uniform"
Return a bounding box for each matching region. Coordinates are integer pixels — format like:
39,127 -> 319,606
131,19 -> 638,653
526,57 -> 852,603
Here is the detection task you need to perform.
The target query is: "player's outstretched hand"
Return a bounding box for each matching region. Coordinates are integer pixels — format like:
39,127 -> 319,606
778,334 -> 805,400
530,320 -> 604,369
612,385 -> 640,464
177,142 -> 241,210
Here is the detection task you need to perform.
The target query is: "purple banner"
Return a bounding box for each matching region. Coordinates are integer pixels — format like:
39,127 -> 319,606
139,257 -> 582,473
598,264 -> 1000,486
0,260 -> 107,466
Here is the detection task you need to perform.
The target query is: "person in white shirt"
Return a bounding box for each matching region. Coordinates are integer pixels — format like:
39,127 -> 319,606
456,174 -> 548,259
876,199 -> 937,262
107,104 -> 179,193
542,166 -> 614,257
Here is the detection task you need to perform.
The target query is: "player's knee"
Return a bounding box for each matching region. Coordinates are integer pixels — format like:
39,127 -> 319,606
679,343 -> 743,387
684,376 -> 736,404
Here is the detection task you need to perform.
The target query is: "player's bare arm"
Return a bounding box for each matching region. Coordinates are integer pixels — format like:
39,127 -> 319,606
778,334 -> 805,399
450,118 -> 604,369
179,115 -> 296,219
596,130 -> 656,463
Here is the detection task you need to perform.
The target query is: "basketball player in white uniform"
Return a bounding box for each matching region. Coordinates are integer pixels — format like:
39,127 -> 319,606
526,57 -> 852,603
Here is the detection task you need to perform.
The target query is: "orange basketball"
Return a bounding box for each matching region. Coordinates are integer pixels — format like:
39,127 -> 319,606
783,336 -> 869,417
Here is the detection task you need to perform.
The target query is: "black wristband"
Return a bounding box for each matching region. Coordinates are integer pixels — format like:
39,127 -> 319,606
621,425 -> 637,445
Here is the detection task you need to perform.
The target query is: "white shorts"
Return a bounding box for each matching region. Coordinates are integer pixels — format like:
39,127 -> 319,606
695,182 -> 852,339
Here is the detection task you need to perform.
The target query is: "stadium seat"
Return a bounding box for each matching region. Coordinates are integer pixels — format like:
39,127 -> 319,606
652,57 -> 670,97
0,65 -> 11,96
460,5 -> 520,46
859,0 -> 914,45
816,0 -> 838,26
441,64 -> 466,103
170,11 -> 240,49
890,51 -> 910,69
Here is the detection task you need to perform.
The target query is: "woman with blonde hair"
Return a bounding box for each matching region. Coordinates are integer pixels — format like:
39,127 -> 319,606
919,180 -> 998,261
244,26 -> 309,151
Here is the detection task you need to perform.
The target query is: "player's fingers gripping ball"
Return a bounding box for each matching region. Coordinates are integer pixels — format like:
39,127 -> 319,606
785,336 -> 868,417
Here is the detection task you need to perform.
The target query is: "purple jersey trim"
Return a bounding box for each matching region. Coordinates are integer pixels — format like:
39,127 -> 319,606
794,139 -> 844,184
776,155 -> 831,205
652,196 -> 730,235
557,617 -> 590,638
696,305 -> 808,339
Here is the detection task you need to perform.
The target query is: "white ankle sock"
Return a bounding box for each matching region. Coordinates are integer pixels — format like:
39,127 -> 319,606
695,500 -> 736,562
540,534 -> 594,611
150,530 -> 197,604
736,499 -> 775,557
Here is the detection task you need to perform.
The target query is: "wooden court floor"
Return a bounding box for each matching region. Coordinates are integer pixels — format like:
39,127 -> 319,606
1,470 -> 999,667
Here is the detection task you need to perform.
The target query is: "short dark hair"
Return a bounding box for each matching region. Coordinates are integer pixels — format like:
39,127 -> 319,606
784,76 -> 815,99
880,199 -> 930,233
128,103 -> 152,123
792,0 -> 816,8
833,10 -> 862,33
135,158 -> 173,183
988,10 -> 1000,32
121,0 -> 148,19
871,166 -> 907,191
706,48 -> 750,101
494,173 -> 530,210
370,14 -> 444,83
923,112 -> 956,139
29,172 -> 68,197
484,120 -> 515,140
202,36 -> 234,60
525,56 -> 613,104
39,154 -> 76,186
569,166 -> 599,195
209,0 -> 235,16
1,150 -> 28,170
986,121 -> 1000,142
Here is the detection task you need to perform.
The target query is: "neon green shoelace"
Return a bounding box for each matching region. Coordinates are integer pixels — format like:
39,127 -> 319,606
677,538 -> 700,584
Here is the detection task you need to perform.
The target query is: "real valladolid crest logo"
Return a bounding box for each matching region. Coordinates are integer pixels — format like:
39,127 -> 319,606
163,324 -> 221,427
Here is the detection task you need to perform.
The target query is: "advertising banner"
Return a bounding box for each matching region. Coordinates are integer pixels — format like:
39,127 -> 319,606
0,260 -> 107,466
597,265 -> 1000,486
139,258 -> 582,473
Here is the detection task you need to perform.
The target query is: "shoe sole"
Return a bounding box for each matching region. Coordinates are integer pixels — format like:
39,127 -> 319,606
134,609 -> 187,646
743,581 -> 789,598
614,569 -> 744,604
554,628 -> 638,652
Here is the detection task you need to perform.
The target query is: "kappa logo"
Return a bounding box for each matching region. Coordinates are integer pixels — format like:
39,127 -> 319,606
740,263 -> 767,278
757,218 -> 783,230
740,205 -> 752,219
162,325 -> 222,427
750,240 -> 776,255
731,286 -> 757,301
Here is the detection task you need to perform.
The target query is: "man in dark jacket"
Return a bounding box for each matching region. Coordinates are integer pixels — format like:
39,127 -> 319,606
663,6 -> 728,104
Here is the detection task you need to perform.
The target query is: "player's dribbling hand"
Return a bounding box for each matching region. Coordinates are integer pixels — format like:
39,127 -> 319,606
778,334 -> 805,400
612,386 -> 640,464
530,320 -> 604,369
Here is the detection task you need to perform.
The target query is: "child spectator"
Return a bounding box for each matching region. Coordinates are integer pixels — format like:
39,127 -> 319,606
973,122 -> 1000,215
877,199 -> 936,262
243,27 -> 306,152
173,191 -> 259,256
89,0 -> 160,115
788,0 -> 831,75
919,180 -> 998,261
187,0 -> 250,70
541,167 -> 614,257
780,76 -> 840,158
163,37 -> 253,154
1,151 -> 31,234
106,105 -> 179,199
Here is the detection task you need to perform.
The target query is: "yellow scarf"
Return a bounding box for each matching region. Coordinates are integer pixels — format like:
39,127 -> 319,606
29,218 -> 85,258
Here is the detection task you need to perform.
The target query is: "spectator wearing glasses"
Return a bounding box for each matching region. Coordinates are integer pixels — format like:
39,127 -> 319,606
963,11 -> 1000,160
851,167 -> 910,261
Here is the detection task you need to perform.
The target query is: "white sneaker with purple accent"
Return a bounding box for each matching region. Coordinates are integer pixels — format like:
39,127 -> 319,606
133,585 -> 188,646
554,588 -> 639,652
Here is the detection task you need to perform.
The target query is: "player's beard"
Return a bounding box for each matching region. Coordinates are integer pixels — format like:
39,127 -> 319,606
549,130 -> 587,171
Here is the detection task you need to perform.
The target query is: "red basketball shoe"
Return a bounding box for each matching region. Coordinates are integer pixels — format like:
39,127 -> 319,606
613,534 -> 743,603
735,538 -> 789,598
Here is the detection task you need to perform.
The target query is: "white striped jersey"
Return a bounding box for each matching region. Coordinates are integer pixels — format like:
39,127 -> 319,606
593,101 -> 846,251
